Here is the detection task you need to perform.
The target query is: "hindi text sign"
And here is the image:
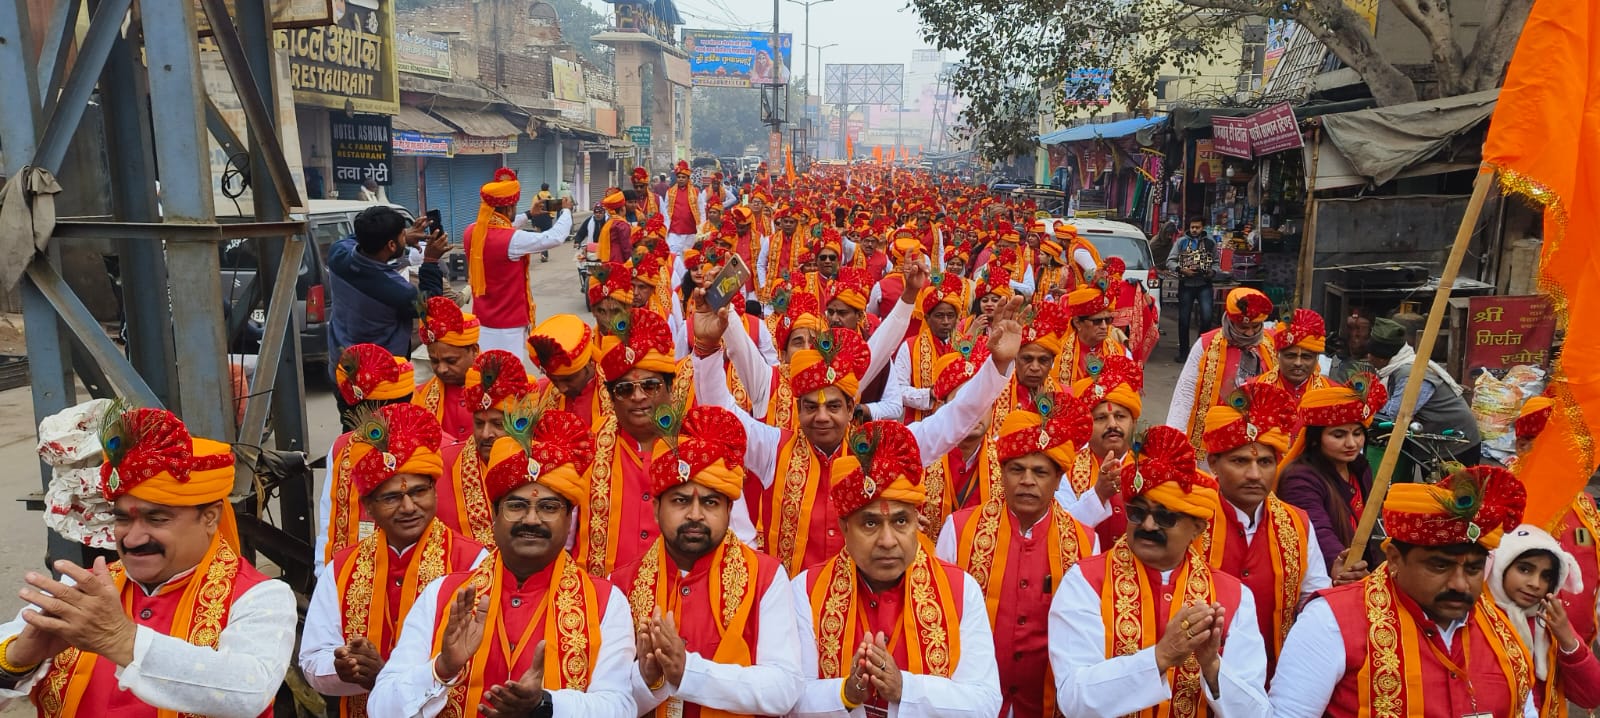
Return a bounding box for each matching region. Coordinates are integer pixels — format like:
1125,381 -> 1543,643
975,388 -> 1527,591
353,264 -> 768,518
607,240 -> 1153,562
1465,295 -> 1556,373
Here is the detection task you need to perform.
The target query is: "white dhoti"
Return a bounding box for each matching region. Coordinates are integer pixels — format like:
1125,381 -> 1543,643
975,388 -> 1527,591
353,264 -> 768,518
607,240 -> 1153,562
477,324 -> 533,373
666,232 -> 696,254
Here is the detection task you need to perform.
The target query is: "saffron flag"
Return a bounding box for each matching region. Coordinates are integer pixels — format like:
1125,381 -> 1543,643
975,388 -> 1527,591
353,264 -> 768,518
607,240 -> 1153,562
873,145 -> 883,163
785,147 -> 795,184
1483,0 -> 1600,525
846,134 -> 854,161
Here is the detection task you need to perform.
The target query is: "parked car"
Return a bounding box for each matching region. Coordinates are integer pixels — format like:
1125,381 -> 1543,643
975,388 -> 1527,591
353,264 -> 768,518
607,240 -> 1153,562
221,199 -> 410,374
1037,216 -> 1162,321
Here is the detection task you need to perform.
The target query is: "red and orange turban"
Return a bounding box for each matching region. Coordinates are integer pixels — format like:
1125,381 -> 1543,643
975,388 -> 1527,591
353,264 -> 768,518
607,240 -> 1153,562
1021,301 -> 1070,355
829,421 -> 926,516
932,343 -> 988,403
1071,353 -> 1144,419
918,274 -> 966,316
418,296 -> 480,348
587,261 -> 634,308
99,407 -> 238,548
1273,308 -> 1327,353
648,405 -> 746,499
775,291 -> 824,349
336,343 -> 415,406
995,220 -> 1021,243
674,160 -> 691,177
1298,372 -> 1386,428
463,350 -> 536,413
1225,287 -> 1273,323
528,314 -> 594,378
484,406 -> 594,504
1202,382 -> 1296,457
830,267 -> 872,312
791,327 -> 871,400
601,189 -> 627,211
1516,395 -> 1554,441
346,403 -> 445,496
976,266 -> 1013,299
1121,425 -> 1219,521
596,308 -> 677,381
1383,465 -> 1526,549
632,166 -> 650,184
995,391 -> 1091,471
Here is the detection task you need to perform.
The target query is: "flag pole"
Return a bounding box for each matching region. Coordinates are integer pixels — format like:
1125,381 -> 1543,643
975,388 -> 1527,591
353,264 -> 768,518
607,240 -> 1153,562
1339,167 -> 1496,574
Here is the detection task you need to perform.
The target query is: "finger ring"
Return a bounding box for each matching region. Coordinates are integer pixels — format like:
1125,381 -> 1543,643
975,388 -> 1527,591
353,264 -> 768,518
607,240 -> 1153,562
854,679 -> 865,692
1180,619 -> 1190,631
1186,630 -> 1195,640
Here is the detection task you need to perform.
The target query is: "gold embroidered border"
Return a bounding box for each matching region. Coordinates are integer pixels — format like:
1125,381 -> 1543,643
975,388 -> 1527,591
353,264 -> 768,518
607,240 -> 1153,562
1266,497 -> 1305,645
773,437 -> 814,574
586,418 -> 620,577
1187,334 -> 1227,463
773,366 -> 795,430
1365,573 -> 1404,718
342,538 -> 379,643
421,377 -> 443,421
720,535 -> 751,628
966,498 -> 1005,591
907,549 -> 954,678
332,444 -> 356,557
554,558 -> 591,690
1480,594 -> 1533,709
627,541 -> 662,630
455,449 -> 495,546
816,553 -> 855,678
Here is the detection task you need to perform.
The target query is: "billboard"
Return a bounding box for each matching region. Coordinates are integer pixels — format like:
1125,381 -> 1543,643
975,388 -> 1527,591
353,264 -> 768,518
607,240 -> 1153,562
682,29 -> 793,88
396,31 -> 451,80
824,64 -> 904,106
1063,68 -> 1112,107
551,56 -> 587,102
274,0 -> 398,115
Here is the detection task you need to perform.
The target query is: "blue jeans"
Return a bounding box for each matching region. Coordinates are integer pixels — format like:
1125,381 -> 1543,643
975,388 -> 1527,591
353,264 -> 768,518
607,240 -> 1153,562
1175,283 -> 1214,356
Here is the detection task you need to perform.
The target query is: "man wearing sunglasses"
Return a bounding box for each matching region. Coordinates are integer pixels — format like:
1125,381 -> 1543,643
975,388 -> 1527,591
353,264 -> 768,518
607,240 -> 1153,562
1058,264 -> 1133,386
1049,425 -> 1271,718
301,403 -> 487,716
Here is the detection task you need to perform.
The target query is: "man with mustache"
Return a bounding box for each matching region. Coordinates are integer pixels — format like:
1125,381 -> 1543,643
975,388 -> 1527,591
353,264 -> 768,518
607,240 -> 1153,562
1198,382 -> 1348,679
1058,260 -> 1134,385
790,421 -> 1003,716
687,294 -> 1023,576
301,403 -> 487,714
1048,425 -> 1270,717
437,349 -> 537,546
917,344 -> 999,525
985,300 -> 1070,442
1257,308 -> 1337,404
527,314 -> 602,430
936,395 -> 1098,718
612,405 -> 803,716
412,296 -> 482,443
1167,287 -> 1278,464
319,343 -> 418,566
1270,466 -> 1537,718
369,406 -> 637,717
0,407 -> 295,715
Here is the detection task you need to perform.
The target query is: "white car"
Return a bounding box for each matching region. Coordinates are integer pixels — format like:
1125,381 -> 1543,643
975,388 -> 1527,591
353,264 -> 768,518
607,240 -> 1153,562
1038,216 -> 1162,320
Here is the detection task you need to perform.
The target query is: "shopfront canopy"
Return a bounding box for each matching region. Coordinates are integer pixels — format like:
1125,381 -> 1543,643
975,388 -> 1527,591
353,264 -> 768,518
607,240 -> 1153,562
429,107 -> 523,139
1319,90 -> 1498,186
1038,116 -> 1165,146
394,106 -> 455,135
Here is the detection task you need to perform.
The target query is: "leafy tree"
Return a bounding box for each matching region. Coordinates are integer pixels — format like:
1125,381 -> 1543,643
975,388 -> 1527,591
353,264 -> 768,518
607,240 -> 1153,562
913,0 -> 1533,161
544,0 -> 613,71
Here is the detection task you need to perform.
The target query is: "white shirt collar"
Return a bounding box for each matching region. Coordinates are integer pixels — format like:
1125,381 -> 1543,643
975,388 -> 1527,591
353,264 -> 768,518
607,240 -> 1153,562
1227,499 -> 1264,531
1009,509 -> 1050,539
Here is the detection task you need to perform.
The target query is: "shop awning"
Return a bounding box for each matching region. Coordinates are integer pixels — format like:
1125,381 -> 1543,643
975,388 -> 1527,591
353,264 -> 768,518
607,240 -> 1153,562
429,107 -> 523,138
394,106 -> 455,135
1319,89 -> 1498,186
537,116 -> 609,141
1039,116 -> 1165,146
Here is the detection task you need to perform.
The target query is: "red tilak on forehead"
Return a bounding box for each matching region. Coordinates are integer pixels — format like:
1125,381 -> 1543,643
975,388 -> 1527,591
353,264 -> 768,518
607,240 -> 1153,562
878,499 -> 892,516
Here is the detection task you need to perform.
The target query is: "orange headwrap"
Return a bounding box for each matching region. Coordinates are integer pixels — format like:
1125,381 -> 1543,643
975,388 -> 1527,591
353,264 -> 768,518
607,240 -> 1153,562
336,343 -> 415,406
829,267 -> 872,312
483,406 -> 594,504
595,308 -> 677,380
931,340 -> 988,401
791,328 -> 871,400
469,168 -> 522,298
774,291 -> 825,349
1516,395 -> 1554,441
418,296 -> 481,348
601,190 -> 627,211
976,266 -> 1013,299
648,406 -> 747,499
995,392 -> 1091,472
1121,425 -> 1219,521
1272,308 -> 1327,353
1021,301 -> 1070,355
463,350 -> 536,413
586,261 -> 634,308
918,274 -> 966,315
528,314 -> 594,378
345,403 -> 446,495
100,407 -> 239,549
1383,466 -> 1526,549
1071,353 -> 1144,418
829,421 -> 926,516
1202,382 -> 1295,457
1298,372 -> 1386,428
1224,287 -> 1273,322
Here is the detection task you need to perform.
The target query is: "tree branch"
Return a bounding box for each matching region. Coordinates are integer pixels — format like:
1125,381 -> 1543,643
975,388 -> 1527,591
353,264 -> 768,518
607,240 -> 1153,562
1460,0 -> 1532,91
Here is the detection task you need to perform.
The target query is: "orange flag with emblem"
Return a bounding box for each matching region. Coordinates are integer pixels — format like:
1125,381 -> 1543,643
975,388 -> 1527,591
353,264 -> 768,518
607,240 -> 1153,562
1484,0 -> 1600,525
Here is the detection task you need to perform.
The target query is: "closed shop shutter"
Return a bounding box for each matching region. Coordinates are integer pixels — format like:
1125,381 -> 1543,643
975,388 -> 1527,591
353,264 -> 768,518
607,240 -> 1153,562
504,140 -> 549,197
587,152 -> 614,210
387,157 -> 420,214
422,158 -> 454,231
447,154 -> 498,240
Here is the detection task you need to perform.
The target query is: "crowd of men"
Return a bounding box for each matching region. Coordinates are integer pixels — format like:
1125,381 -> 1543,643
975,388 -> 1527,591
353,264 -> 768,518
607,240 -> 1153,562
0,160 -> 1596,718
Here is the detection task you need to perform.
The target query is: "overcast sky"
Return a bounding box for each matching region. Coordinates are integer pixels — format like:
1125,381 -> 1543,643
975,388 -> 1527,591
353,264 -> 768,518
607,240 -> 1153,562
580,0 -> 940,87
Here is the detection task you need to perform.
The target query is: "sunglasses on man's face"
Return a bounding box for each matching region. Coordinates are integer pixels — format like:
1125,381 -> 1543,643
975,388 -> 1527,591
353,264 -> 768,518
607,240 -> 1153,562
609,378 -> 666,398
1125,503 -> 1182,529
1080,316 -> 1113,326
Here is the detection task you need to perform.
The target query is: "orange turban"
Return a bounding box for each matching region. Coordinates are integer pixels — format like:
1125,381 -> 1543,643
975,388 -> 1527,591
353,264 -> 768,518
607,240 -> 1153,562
528,314 -> 594,377
1121,425 -> 1219,521
345,403 -> 445,496
1516,395 -> 1554,441
100,407 -> 239,549
829,267 -> 872,312
1021,301 -> 1070,355
1224,287 -> 1273,322
1383,466 -> 1526,549
976,266 -> 1013,299
918,274 -> 966,315
995,393 -> 1091,472
1202,382 -> 1296,457
1272,308 -> 1327,353
418,296 -> 481,348
648,406 -> 746,499
1071,354 -> 1144,418
336,344 -> 415,406
463,350 -> 536,413
791,328 -> 871,400
889,231 -> 922,264
829,421 -> 926,516
601,190 -> 627,211
931,340 -> 988,401
587,261 -> 634,308
469,168 -> 522,298
674,160 -> 691,176
1298,372 -> 1386,428
632,166 -> 650,183
596,308 -> 677,380
484,406 -> 594,505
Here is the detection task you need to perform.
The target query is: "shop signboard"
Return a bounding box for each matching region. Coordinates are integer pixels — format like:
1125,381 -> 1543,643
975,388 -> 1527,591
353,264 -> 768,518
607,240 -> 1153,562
1245,102 -> 1302,155
1465,295 -> 1556,373
392,130 -> 453,157
455,135 -> 517,155
626,125 -> 652,147
275,0 -> 399,115
331,113 -> 393,184
396,31 -> 452,80
1063,68 -> 1113,107
1190,139 -> 1223,184
682,29 -> 793,88
1211,116 -> 1253,159
551,57 -> 587,102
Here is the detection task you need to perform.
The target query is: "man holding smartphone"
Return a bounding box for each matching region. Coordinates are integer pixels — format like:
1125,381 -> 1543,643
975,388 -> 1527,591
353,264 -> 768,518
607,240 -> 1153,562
327,205 -> 448,370
462,168 -> 572,372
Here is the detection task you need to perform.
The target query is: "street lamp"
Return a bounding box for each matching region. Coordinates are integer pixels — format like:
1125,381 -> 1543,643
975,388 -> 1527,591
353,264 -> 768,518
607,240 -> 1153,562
785,0 -> 834,97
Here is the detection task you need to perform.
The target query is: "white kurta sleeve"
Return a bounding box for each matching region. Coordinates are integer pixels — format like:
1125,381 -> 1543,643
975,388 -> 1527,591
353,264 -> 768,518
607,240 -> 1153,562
723,316 -> 775,420
546,586 -> 637,716
316,443 -> 337,569
934,517 -> 959,563
666,571 -> 803,715
1055,485 -> 1113,529
755,319 -> 782,366
1010,264 -> 1036,297
507,210 -> 572,260
756,238 -> 771,288
1266,598 -> 1344,718
366,578 -> 447,717
691,349 -> 782,488
863,343 -> 910,421
1166,343 -> 1204,430
864,299 -> 914,389
893,574 -> 1003,718
1300,534 -> 1332,599
867,285 -> 884,315
113,579 -> 297,718
1072,247 -> 1097,276
789,569 -> 852,718
909,357 -> 1010,468
299,566 -> 368,696
670,313 -> 690,360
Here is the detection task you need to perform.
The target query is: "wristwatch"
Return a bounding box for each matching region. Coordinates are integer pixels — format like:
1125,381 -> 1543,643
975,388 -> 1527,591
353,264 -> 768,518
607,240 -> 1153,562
531,690 -> 553,718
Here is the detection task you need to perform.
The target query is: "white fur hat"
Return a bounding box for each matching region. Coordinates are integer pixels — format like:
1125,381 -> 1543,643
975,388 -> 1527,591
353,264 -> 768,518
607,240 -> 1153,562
1489,523 -> 1583,600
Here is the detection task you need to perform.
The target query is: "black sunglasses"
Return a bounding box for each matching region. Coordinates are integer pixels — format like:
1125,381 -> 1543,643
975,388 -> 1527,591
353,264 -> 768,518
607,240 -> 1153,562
609,378 -> 667,397
1080,316 -> 1113,326
1125,503 -> 1182,529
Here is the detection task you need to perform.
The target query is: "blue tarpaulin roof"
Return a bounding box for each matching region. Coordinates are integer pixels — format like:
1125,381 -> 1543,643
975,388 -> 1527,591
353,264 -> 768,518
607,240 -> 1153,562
1038,116 -> 1166,145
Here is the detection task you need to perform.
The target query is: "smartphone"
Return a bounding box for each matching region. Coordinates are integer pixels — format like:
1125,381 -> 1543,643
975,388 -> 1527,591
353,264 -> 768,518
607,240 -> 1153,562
542,198 -> 564,212
704,254 -> 752,312
425,209 -> 443,235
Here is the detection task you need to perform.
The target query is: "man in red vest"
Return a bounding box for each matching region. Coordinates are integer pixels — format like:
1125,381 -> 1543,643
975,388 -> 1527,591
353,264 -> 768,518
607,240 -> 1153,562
0,407 -> 294,716
613,405 -> 803,716
462,168 -> 572,372
1270,466 -> 1536,718
1048,425 -> 1270,717
663,161 -> 700,254
412,296 -> 481,442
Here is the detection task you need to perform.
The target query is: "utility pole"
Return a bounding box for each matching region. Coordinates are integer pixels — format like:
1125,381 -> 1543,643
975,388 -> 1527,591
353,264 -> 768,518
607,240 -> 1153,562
786,0 -> 833,97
